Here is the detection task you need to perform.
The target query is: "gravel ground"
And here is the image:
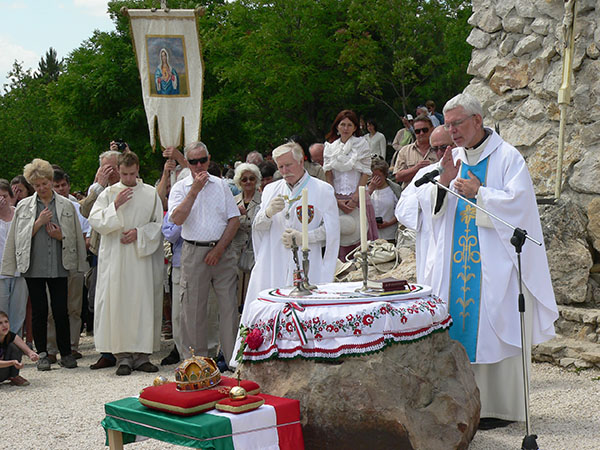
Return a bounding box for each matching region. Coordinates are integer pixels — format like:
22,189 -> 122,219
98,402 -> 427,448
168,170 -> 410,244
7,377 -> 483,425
1,335 -> 599,450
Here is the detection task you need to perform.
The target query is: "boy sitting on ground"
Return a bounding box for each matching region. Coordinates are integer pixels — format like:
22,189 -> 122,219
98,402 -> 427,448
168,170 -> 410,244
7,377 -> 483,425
0,311 -> 39,386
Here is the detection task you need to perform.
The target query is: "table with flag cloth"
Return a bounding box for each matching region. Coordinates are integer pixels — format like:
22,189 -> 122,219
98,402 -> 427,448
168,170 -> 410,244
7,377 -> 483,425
239,282 -> 451,361
102,394 -> 303,449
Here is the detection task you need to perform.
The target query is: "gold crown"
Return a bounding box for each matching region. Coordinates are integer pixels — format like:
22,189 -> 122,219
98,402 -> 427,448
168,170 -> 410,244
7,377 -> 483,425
174,349 -> 221,392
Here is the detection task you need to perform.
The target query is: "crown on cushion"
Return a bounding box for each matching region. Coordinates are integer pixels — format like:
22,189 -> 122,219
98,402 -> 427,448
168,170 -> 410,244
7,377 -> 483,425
174,348 -> 221,392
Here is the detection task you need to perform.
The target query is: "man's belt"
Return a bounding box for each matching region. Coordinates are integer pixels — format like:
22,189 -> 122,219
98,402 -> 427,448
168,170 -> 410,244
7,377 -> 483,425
184,239 -> 219,247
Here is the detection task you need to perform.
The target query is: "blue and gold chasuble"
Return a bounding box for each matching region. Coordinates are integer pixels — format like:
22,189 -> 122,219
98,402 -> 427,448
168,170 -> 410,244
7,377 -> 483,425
448,156 -> 489,362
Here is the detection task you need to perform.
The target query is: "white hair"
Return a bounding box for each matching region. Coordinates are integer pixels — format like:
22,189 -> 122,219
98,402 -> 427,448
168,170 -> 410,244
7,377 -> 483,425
272,142 -> 304,164
98,150 -> 120,166
183,141 -> 209,158
443,93 -> 484,117
233,163 -> 262,189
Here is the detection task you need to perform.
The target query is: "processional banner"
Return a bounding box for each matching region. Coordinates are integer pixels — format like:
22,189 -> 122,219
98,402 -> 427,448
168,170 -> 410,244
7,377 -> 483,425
125,8 -> 204,149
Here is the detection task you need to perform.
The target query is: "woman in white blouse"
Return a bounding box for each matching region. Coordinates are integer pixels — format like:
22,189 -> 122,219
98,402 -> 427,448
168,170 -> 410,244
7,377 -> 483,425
365,119 -> 387,161
323,109 -> 378,260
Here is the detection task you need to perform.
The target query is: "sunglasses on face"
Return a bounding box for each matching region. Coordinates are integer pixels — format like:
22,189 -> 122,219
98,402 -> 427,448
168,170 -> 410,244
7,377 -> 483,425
241,177 -> 256,182
187,156 -> 209,165
431,145 -> 451,152
414,127 -> 429,135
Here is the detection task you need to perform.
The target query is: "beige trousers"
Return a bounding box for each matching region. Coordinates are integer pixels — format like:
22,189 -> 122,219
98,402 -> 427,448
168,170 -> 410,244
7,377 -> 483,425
179,242 -> 239,363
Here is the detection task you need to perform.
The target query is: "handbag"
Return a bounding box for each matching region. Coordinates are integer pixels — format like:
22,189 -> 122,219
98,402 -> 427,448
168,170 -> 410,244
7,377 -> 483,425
346,239 -> 398,272
238,238 -> 255,272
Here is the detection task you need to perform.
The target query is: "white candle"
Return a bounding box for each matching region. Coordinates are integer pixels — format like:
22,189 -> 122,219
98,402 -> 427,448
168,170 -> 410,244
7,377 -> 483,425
301,188 -> 309,251
359,186 -> 367,253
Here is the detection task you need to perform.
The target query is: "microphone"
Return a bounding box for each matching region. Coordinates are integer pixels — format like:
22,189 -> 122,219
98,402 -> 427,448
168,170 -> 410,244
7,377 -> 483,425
414,168 -> 442,187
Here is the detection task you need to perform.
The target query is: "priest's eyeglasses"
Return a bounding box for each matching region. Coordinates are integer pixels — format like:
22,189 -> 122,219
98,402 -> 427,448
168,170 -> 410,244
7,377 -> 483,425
444,115 -> 475,130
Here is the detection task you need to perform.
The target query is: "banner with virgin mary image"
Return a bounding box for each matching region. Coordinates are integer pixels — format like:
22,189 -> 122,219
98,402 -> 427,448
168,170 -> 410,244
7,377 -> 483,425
125,8 -> 204,149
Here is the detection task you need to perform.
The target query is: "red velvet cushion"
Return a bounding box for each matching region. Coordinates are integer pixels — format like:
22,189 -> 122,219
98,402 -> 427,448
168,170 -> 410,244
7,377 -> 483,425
139,377 -> 260,416
215,395 -> 265,414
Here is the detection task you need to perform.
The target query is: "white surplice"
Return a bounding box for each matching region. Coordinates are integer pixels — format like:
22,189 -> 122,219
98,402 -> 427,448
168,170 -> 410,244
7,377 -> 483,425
89,181 -> 164,354
423,129 -> 558,420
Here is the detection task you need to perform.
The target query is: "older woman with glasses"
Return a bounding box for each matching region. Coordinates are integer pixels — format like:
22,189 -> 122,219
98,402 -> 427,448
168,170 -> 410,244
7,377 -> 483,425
231,163 -> 262,309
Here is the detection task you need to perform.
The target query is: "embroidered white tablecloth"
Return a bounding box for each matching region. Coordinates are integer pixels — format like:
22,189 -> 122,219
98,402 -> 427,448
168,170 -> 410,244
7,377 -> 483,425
240,282 -> 451,361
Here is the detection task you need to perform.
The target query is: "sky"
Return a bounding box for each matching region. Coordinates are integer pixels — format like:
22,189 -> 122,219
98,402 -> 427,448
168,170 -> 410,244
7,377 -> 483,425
1,0 -> 115,88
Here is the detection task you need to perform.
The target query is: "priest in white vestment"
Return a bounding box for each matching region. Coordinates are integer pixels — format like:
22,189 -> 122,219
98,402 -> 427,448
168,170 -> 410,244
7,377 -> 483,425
395,126 -> 455,285
230,142 -> 340,367
422,94 -> 558,425
89,152 -> 164,376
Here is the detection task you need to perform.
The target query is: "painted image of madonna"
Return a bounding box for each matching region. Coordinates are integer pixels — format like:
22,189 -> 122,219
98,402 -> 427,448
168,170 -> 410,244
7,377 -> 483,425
156,48 -> 179,95
146,36 -> 189,97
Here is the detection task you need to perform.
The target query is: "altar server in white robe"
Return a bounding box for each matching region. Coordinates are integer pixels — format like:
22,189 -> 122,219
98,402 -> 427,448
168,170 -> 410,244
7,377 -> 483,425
89,152 -> 164,376
395,126 -> 455,285
423,93 -> 558,425
231,142 -> 340,367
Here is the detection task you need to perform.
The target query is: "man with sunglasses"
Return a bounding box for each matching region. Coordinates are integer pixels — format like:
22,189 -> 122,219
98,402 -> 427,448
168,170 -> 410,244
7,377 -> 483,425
425,93 -> 558,427
392,115 -> 438,188
168,142 -> 240,367
395,126 -> 455,285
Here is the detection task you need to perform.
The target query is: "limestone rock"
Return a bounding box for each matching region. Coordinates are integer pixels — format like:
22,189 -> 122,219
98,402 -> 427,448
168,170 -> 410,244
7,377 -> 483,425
238,332 -> 480,450
513,34 -> 543,57
499,35 -> 517,56
468,8 -> 502,33
570,149 -> 600,194
586,43 -> 600,59
467,28 -> 492,49
467,47 -> 499,79
502,15 -> 525,34
576,0 -> 596,15
515,2 -> 538,18
531,17 -> 550,35
519,98 -> 545,121
495,0 -> 516,19
586,198 -> 600,253
500,117 -> 551,147
489,58 -> 529,94
527,134 -> 583,197
532,0 -> 568,21
540,60 -> 563,99
463,81 -> 501,113
540,200 -> 592,305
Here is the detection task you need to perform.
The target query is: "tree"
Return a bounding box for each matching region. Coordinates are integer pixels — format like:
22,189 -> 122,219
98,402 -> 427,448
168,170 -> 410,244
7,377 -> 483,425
338,0 -> 472,119
35,47 -> 63,83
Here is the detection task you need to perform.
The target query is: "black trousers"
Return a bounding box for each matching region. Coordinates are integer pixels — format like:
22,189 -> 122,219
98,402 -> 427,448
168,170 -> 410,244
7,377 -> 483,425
25,277 -> 71,357
0,342 -> 22,381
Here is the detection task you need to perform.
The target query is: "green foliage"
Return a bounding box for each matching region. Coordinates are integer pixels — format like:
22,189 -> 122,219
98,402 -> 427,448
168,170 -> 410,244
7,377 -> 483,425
0,0 -> 472,188
35,47 -> 63,83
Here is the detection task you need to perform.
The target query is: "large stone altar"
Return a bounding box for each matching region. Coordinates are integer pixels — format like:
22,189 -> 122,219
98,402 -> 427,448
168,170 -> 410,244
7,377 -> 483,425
239,330 -> 479,450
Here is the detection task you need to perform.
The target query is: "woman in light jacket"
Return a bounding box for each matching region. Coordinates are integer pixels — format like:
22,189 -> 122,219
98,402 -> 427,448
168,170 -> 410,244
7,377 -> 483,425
1,159 -> 87,372
231,163 -> 262,310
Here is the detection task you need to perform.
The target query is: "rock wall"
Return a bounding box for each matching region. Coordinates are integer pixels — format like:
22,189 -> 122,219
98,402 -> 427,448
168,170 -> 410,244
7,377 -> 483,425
465,0 -> 599,306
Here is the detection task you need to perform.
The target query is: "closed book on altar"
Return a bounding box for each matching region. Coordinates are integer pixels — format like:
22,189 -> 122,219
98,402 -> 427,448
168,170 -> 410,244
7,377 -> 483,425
367,278 -> 409,291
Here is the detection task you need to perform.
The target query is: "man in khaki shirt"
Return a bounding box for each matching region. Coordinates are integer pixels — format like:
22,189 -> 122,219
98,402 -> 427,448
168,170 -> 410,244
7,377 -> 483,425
393,115 -> 438,187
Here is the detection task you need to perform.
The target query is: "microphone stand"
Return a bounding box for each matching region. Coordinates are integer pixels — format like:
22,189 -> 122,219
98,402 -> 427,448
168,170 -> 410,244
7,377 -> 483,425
422,177 -> 541,450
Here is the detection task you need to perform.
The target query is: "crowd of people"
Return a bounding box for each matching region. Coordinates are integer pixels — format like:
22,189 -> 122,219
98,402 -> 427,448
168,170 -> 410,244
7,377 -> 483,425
0,94 -> 558,431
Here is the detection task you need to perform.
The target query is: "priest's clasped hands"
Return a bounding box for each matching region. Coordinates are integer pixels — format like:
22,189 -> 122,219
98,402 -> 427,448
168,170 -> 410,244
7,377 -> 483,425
438,147 -> 481,199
